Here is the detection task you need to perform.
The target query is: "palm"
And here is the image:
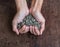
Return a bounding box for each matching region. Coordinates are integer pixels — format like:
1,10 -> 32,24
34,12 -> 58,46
12,10 -> 29,35
30,10 -> 45,35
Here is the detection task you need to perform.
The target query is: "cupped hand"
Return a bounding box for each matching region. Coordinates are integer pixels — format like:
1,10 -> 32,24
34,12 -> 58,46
30,10 -> 45,35
12,9 -> 29,35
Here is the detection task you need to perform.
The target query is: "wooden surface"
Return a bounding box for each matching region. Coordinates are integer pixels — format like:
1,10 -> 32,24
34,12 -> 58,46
0,0 -> 60,47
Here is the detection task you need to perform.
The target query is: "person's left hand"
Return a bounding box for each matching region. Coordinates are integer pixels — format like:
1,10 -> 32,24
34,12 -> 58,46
30,10 -> 45,35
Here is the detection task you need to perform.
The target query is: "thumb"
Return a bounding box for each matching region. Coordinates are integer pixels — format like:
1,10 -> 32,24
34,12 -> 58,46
12,22 -> 19,35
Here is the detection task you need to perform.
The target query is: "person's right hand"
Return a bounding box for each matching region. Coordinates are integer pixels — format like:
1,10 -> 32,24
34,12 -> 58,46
12,9 -> 29,35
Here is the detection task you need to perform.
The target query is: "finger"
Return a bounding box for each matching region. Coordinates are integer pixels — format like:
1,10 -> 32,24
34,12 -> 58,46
34,26 -> 40,35
39,22 -> 45,35
32,26 -> 37,35
19,25 -> 26,34
30,26 -> 33,34
24,26 -> 29,33
12,22 -> 19,35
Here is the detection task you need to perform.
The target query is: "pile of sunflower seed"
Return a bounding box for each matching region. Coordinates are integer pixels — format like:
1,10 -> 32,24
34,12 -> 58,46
17,14 -> 40,30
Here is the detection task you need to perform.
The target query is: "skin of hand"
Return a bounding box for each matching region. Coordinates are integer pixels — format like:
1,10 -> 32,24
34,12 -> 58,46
12,0 -> 29,35
19,25 -> 29,34
30,0 -> 45,35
